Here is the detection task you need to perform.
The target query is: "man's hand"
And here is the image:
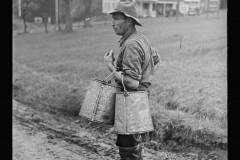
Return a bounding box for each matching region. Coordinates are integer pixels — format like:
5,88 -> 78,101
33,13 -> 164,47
104,50 -> 116,71
104,50 -> 115,64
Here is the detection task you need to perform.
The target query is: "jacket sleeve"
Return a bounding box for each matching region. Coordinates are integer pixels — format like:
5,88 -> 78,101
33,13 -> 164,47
121,44 -> 143,81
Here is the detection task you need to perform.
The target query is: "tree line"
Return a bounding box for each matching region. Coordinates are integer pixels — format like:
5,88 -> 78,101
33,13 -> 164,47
13,0 -> 102,33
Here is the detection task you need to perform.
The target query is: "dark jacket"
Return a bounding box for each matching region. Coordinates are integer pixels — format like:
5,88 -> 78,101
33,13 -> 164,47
116,28 -> 161,92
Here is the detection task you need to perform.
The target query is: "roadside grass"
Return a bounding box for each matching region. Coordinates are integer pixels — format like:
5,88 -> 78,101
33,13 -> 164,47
13,11 -> 227,153
13,63 -> 85,115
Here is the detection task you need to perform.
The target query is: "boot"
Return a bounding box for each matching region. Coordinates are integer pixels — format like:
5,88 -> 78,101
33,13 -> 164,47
119,144 -> 144,160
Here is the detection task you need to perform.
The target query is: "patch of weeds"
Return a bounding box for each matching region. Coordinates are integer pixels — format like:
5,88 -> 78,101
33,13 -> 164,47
13,64 -> 86,116
173,34 -> 181,38
147,115 -> 227,155
194,47 -> 211,55
155,88 -> 176,104
60,88 -> 85,116
179,106 -> 189,113
165,100 -> 180,110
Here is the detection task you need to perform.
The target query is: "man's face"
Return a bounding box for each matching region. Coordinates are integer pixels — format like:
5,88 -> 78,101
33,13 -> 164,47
111,12 -> 129,36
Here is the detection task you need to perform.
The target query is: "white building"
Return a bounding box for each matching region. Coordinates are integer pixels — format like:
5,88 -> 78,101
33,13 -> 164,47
102,0 -> 120,14
102,0 -> 157,17
155,0 -> 204,16
102,0 -> 206,17
136,0 -> 157,17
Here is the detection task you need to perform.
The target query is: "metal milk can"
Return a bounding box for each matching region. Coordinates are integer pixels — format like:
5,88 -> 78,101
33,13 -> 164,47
114,75 -> 154,134
79,73 -> 122,125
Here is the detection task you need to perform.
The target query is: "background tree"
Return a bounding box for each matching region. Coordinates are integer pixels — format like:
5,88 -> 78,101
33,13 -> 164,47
70,0 -> 102,28
83,0 -> 92,28
40,12 -> 48,33
56,0 -> 102,31
64,0 -> 73,32
15,0 -> 41,33
38,0 -> 51,33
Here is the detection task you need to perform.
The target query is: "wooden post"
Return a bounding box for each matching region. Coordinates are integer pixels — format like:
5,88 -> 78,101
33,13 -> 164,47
206,0 -> 208,18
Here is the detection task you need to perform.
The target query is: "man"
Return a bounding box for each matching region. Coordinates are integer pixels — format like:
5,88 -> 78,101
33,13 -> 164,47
104,0 -> 161,159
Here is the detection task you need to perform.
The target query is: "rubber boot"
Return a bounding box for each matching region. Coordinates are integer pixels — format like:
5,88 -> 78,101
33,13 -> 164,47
119,144 -> 144,160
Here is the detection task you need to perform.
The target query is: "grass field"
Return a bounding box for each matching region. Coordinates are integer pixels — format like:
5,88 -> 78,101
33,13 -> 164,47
13,11 -> 227,152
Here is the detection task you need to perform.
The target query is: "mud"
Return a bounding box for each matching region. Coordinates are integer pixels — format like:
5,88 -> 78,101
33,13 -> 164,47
13,99 -> 226,160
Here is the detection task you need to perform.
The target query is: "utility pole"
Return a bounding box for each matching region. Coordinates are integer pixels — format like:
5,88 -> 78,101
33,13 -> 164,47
18,0 -> 21,17
176,0 -> 180,21
55,0 -> 59,30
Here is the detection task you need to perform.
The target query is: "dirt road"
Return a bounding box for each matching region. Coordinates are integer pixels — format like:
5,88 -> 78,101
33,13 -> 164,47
13,99 -> 221,160
13,99 -> 120,160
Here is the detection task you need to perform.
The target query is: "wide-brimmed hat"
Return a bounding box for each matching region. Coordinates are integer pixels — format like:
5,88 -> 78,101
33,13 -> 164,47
108,0 -> 142,26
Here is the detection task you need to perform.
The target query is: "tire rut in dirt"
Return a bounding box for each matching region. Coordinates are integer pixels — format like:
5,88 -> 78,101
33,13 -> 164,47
14,116 -> 119,160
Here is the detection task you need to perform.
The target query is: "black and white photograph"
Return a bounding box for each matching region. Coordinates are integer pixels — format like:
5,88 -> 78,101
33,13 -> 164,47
13,0 -> 227,159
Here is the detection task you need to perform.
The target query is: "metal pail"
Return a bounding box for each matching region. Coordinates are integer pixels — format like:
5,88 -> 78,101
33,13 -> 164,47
114,75 -> 154,134
79,74 -> 122,125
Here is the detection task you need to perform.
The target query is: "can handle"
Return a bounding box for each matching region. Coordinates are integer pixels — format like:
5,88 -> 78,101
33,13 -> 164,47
121,73 -> 129,96
103,70 -> 116,84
